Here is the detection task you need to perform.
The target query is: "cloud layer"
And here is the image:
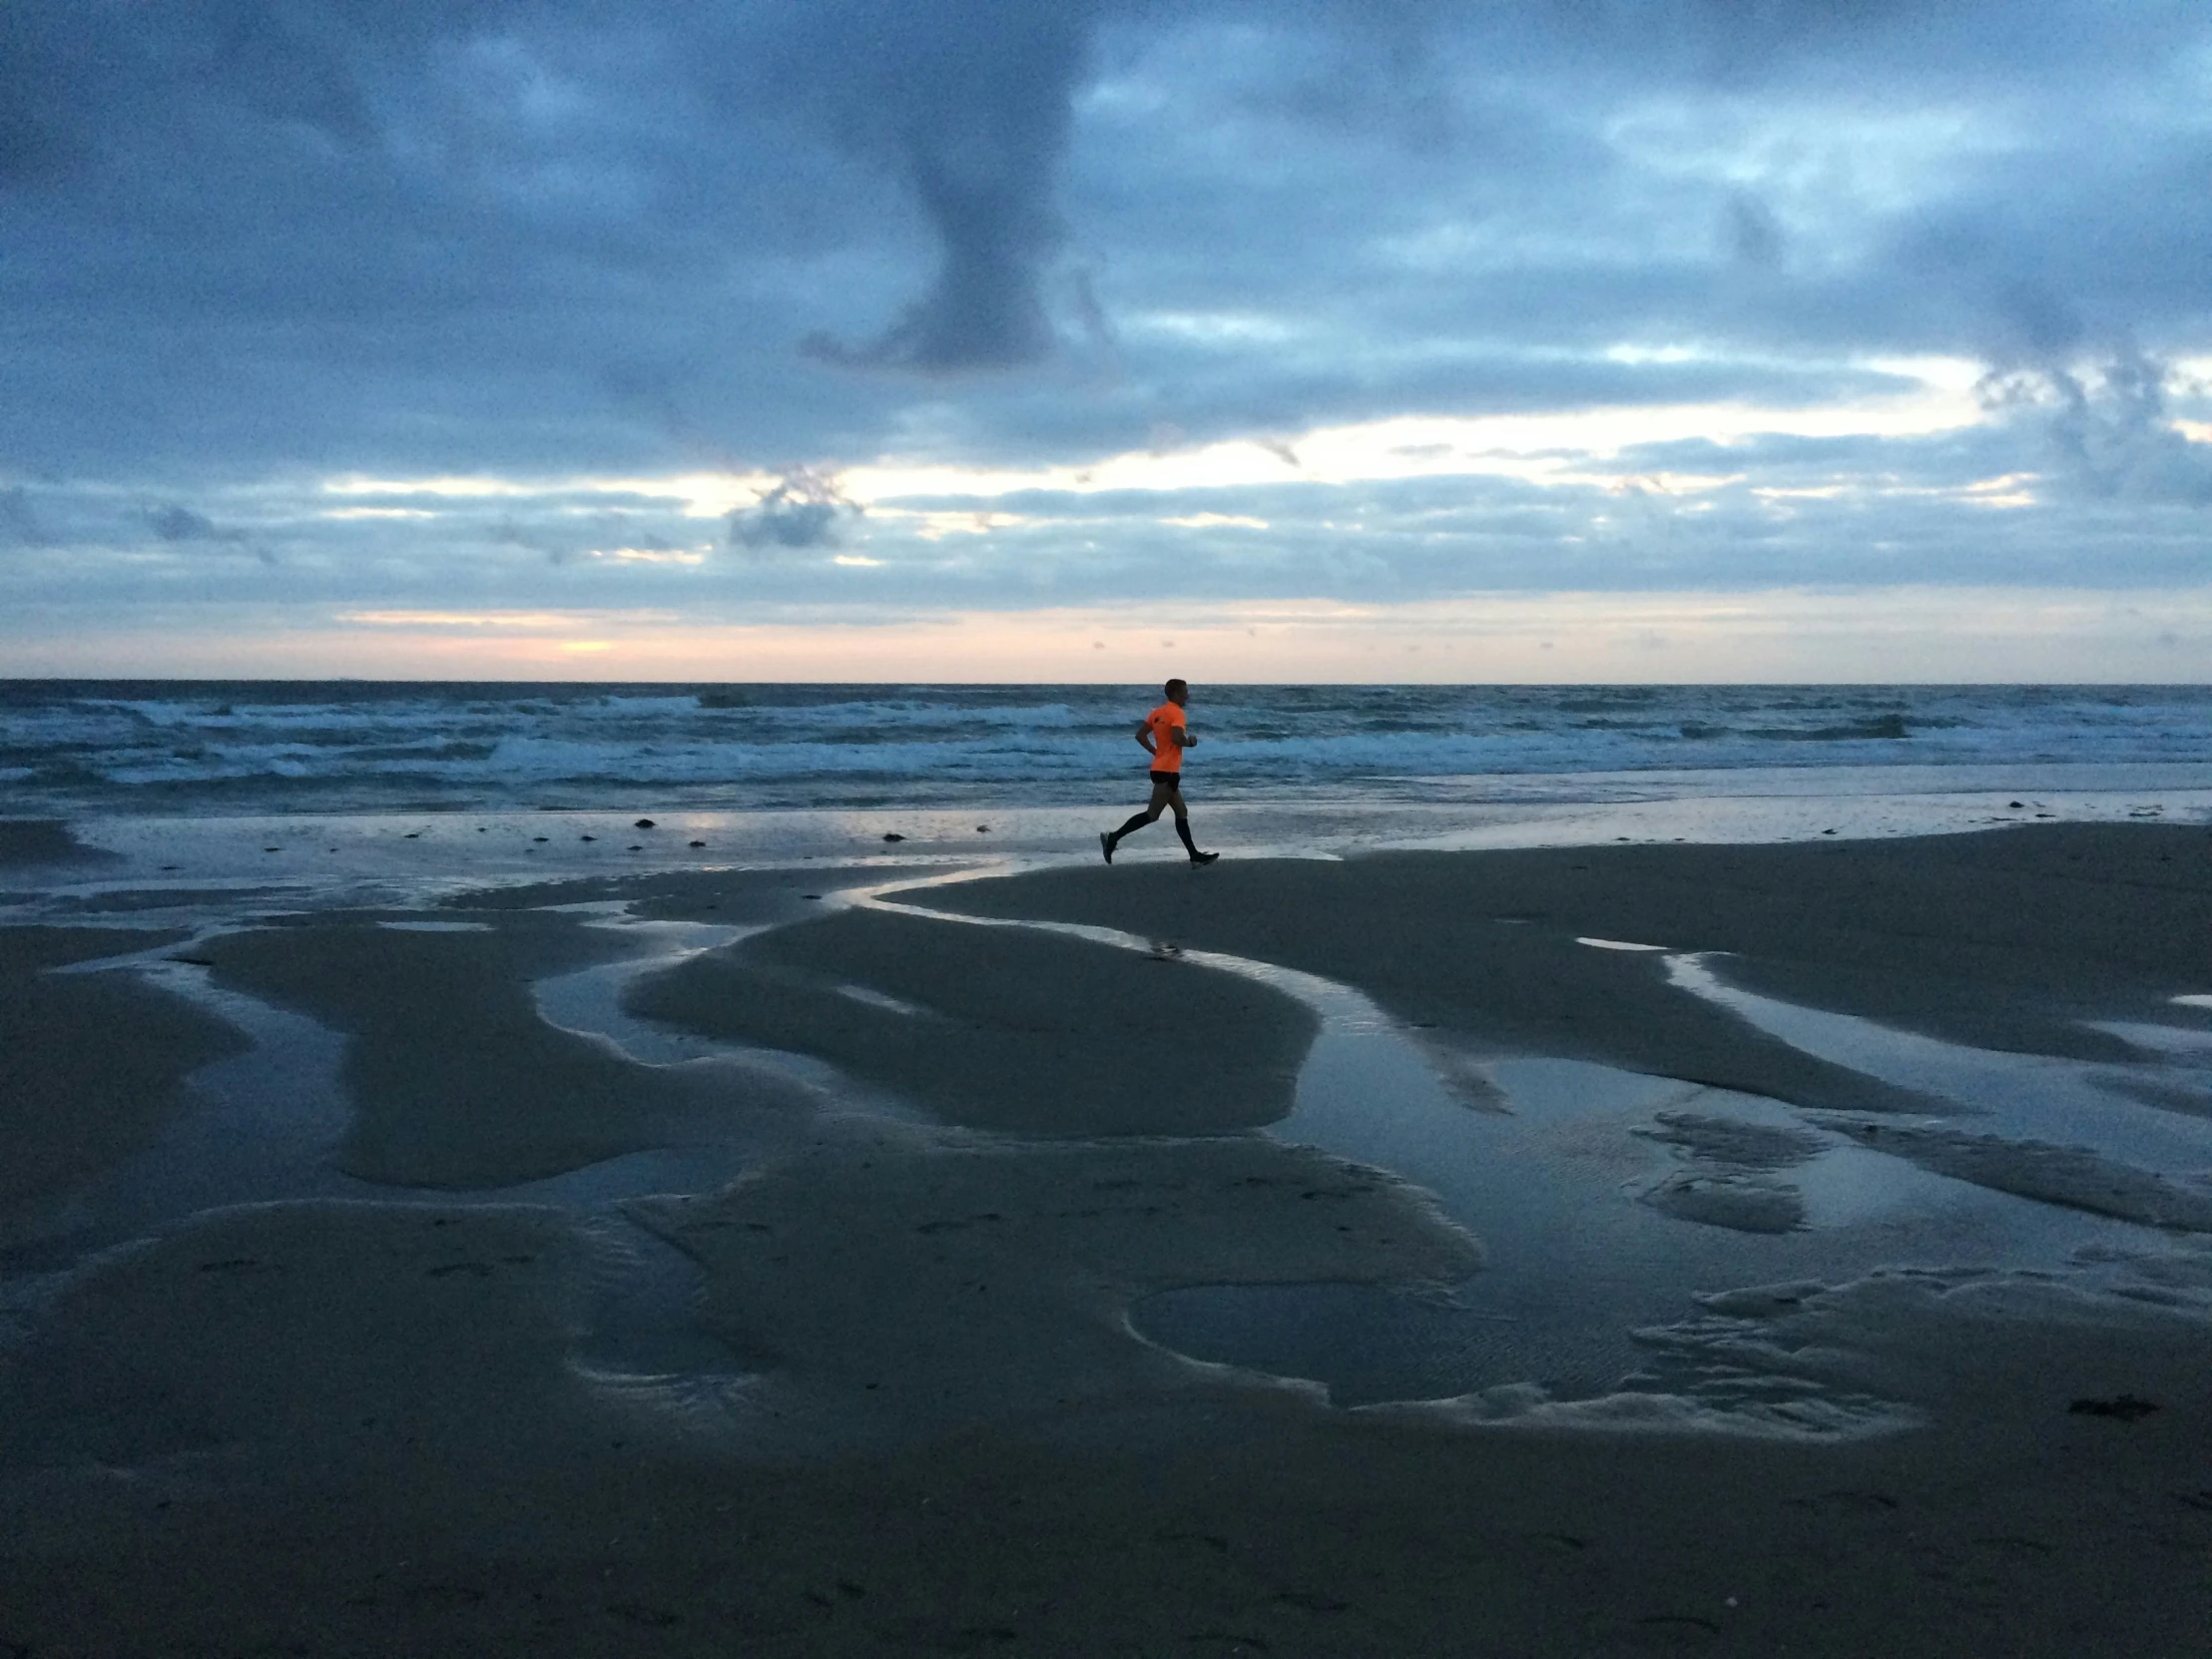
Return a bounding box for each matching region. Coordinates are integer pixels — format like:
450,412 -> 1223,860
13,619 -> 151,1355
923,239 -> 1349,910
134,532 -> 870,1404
2,1 -> 2208,674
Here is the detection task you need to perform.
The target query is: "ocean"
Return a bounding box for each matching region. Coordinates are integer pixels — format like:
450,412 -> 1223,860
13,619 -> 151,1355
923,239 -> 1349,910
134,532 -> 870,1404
6,681 -> 2212,820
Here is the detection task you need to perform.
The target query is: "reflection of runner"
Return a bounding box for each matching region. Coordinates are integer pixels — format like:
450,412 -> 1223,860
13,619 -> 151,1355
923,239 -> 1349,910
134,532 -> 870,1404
1100,678 -> 1218,866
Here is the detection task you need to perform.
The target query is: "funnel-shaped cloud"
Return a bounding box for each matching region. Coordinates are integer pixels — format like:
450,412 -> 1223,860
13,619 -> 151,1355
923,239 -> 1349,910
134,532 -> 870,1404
766,0 -> 1111,374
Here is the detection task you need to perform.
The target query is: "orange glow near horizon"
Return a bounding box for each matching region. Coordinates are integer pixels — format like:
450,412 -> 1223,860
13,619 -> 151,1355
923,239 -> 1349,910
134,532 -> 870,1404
8,588 -> 2211,683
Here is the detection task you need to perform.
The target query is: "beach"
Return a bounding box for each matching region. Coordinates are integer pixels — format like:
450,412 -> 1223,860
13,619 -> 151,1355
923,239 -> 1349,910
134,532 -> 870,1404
14,0 -> 2212,1620
4,805 -> 2212,1655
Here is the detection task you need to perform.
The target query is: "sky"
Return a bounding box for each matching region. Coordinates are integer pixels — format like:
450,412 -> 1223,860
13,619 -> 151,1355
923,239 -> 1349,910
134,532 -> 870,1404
3,0 -> 2209,682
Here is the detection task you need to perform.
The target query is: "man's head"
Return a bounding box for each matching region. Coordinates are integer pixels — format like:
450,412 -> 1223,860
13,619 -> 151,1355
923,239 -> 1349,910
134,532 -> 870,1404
1164,678 -> 1188,705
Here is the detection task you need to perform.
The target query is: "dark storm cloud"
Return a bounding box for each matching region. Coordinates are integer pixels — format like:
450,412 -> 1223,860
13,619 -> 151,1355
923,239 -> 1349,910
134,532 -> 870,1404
8,0 -> 2207,470
763,0 -> 1121,373
0,0 -> 899,477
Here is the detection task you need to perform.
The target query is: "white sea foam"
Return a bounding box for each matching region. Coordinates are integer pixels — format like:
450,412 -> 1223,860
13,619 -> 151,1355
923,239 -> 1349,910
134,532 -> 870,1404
7,681 -> 2212,816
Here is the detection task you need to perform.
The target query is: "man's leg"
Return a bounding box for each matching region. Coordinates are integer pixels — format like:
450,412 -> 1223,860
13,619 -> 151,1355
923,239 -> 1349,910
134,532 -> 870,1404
1168,788 -> 1216,863
1109,804 -> 1160,840
1104,780 -> 1174,858
1169,798 -> 1201,856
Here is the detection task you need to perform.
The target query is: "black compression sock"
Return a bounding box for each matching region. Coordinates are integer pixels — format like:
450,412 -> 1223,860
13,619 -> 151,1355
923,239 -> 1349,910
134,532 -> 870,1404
1112,812 -> 1154,840
1175,818 -> 1200,856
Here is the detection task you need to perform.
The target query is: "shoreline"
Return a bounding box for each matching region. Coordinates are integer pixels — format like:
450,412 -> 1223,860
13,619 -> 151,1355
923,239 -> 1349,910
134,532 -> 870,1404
6,757 -> 2212,904
4,817 -> 2211,1652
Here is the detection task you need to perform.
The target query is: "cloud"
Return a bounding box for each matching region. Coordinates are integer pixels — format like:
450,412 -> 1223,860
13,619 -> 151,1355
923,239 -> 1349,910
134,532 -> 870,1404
764,0 -> 1118,374
1,0 -> 2210,662
7,2 -> 2208,476
1722,192 -> 1786,271
727,469 -> 864,553
149,503 -> 244,543
147,500 -> 279,565
1981,348 -> 2212,507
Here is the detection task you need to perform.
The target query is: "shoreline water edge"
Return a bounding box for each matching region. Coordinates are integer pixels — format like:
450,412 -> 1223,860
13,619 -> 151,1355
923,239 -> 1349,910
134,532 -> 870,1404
4,738 -> 2212,1652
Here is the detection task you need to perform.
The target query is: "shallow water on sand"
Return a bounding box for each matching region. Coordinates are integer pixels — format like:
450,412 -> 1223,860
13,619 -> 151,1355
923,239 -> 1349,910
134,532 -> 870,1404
1671,954 -> 2212,1175
0,925 -> 788,1386
8,780 -> 2212,1417
1120,944 -> 2207,1405
830,883 -> 2208,1406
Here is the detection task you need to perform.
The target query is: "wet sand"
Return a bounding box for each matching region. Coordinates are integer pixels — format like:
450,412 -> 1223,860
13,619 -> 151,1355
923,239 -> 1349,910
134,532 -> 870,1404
0,925 -> 246,1231
914,823 -> 2212,1072
0,818 -> 117,869
3,822 -> 2210,1654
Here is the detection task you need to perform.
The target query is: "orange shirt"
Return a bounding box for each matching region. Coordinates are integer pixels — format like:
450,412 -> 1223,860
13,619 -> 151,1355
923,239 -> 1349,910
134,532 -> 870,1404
1145,702 -> 1186,772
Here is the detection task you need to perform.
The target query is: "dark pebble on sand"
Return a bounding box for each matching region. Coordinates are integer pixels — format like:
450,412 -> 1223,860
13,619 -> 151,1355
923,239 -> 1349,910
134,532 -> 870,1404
2069,1394 -> 2160,1421
804,894 -> 822,900
627,844 -> 643,850
580,834 -> 596,841
882,832 -> 904,842
635,819 -> 656,829
2008,801 -> 2024,809
532,836 -> 548,843
689,839 -> 706,847
976,826 -> 990,832
264,846 -> 279,852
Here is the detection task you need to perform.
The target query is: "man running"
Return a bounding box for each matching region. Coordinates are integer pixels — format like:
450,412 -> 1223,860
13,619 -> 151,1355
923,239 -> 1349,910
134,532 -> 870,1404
1100,678 -> 1218,865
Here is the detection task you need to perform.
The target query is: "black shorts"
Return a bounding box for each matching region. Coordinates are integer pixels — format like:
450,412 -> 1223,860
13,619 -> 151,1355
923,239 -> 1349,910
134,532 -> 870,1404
1148,770 -> 1184,791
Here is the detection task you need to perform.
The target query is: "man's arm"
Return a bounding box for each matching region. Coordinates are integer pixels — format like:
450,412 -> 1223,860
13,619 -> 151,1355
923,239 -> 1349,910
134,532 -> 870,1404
1135,718 -> 1156,757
